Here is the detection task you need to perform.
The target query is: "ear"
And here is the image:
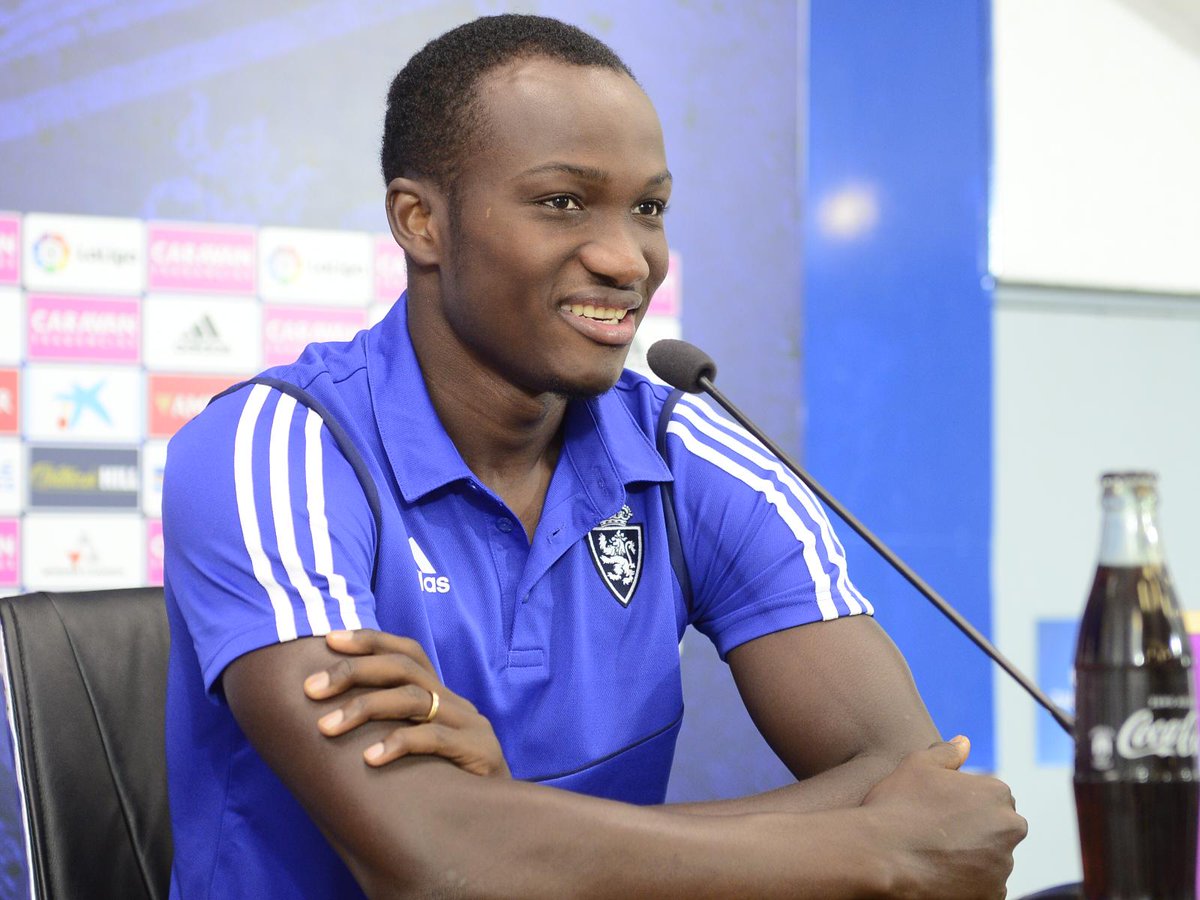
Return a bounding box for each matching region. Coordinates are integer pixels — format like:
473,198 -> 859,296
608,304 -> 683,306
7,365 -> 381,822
385,177 -> 443,267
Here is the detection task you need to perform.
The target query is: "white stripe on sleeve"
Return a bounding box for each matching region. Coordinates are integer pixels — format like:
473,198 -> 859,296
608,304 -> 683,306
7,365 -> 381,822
269,394 -> 331,637
233,384 -> 297,642
676,397 -> 871,614
304,409 -> 362,631
666,420 -> 840,621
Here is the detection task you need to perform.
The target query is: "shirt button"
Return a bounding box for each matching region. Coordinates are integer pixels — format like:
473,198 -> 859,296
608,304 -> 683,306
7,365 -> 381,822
496,517 -> 513,533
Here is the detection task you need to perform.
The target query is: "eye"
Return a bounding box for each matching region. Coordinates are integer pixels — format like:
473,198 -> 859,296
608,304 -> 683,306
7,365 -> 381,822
540,195 -> 583,211
634,199 -> 668,217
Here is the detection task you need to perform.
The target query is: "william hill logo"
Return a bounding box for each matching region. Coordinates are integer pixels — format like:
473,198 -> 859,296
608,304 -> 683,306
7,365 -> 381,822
29,447 -> 139,509
30,462 -> 136,491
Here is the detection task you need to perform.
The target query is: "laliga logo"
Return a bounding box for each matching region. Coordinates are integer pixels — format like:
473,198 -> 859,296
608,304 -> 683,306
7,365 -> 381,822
33,232 -> 70,272
269,246 -> 303,284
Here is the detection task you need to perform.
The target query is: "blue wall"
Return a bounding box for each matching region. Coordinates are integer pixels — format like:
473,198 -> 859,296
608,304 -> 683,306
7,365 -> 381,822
804,0 -> 995,767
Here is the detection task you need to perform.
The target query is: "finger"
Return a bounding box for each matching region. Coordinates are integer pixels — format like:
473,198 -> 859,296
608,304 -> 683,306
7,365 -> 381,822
323,630 -> 437,673
316,686 -> 429,734
304,653 -> 437,699
920,735 -> 970,770
363,724 -> 498,776
316,686 -> 460,734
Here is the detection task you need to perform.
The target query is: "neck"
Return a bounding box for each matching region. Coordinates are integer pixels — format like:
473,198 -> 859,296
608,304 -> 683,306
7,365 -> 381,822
407,293 -> 567,517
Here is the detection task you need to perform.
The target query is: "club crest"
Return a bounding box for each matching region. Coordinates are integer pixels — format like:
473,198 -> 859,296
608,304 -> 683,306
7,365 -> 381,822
586,504 -> 643,607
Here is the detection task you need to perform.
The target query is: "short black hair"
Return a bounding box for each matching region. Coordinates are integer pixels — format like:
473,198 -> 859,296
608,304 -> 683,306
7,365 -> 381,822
380,14 -> 635,191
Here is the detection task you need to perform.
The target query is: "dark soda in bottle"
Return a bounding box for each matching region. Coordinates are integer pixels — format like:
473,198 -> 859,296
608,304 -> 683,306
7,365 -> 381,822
1074,472 -> 1198,899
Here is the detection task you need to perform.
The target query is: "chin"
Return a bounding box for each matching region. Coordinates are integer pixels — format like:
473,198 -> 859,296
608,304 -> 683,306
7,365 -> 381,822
543,364 -> 625,400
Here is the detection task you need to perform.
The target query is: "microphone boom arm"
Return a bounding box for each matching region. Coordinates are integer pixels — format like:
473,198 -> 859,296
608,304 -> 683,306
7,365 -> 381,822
697,375 -> 1076,738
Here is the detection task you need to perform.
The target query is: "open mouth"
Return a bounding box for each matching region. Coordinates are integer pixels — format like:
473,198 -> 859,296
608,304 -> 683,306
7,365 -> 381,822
563,303 -> 629,322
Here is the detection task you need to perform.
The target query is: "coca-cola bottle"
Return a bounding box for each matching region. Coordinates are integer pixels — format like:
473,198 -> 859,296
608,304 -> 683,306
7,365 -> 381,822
1074,471 -> 1198,899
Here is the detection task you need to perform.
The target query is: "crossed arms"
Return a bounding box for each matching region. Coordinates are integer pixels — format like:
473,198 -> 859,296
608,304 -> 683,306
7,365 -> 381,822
224,615 -> 1026,898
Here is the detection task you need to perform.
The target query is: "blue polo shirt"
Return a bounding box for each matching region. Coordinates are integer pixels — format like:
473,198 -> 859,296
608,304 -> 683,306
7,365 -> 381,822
163,296 -> 871,898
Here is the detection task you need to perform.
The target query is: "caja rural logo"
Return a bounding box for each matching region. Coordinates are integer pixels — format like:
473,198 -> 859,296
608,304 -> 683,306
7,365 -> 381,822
33,233 -> 70,272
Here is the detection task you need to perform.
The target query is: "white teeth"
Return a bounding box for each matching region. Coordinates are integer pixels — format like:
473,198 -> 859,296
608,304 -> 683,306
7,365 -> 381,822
566,303 -> 627,322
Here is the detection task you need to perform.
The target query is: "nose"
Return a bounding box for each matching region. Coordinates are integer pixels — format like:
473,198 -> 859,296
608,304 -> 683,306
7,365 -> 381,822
578,219 -> 652,289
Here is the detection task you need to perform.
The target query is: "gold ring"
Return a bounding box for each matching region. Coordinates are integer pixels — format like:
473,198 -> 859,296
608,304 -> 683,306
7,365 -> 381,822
422,689 -> 440,723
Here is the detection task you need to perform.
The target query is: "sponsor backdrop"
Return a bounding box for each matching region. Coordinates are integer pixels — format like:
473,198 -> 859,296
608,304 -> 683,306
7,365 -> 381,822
0,0 -> 1010,894
0,210 -> 682,595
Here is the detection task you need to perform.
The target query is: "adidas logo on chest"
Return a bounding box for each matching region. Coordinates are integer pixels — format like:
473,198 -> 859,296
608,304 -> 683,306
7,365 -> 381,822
409,537 -> 451,594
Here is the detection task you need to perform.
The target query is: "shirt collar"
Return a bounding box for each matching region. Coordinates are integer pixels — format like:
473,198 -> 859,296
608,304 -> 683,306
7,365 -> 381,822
367,296 -> 672,504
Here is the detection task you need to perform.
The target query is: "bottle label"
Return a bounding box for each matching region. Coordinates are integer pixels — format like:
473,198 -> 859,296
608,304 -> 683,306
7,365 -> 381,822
1089,708 -> 1198,770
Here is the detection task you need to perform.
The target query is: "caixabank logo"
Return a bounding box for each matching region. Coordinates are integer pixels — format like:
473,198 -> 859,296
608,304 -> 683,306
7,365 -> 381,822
25,365 -> 143,444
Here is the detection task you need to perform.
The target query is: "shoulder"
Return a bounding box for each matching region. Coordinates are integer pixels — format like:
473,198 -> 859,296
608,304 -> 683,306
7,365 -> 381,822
170,331 -> 371,457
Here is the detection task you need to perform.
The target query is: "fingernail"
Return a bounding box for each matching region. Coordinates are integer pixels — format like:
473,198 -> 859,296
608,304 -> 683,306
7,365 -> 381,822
318,710 -> 343,730
951,734 -> 970,746
364,743 -> 385,761
304,672 -> 330,693
328,630 -> 351,639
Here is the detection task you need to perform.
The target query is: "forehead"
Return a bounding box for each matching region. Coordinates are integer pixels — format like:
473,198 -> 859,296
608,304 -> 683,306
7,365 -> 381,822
465,57 -> 667,181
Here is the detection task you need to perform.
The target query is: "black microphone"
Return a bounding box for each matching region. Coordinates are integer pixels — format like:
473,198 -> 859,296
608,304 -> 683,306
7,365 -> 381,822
646,338 -> 1075,737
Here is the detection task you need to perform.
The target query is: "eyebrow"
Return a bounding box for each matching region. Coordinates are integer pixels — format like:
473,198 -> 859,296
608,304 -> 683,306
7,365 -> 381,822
515,163 -> 673,188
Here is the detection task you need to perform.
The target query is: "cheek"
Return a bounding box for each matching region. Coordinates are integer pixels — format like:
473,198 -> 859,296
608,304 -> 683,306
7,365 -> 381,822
647,240 -> 670,291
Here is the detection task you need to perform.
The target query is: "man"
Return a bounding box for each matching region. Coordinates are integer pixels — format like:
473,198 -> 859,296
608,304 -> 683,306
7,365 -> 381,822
163,14 -> 1025,898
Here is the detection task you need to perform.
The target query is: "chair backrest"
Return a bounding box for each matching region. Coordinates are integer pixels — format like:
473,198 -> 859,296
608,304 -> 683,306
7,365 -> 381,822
0,588 -> 172,900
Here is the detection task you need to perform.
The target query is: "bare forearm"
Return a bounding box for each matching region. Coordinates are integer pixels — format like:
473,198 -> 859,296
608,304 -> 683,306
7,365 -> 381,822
667,751 -> 905,817
345,764 -> 885,899
226,640 -> 888,899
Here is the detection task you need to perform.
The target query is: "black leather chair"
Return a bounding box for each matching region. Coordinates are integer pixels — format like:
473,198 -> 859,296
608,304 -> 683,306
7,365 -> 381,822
0,588 -> 172,900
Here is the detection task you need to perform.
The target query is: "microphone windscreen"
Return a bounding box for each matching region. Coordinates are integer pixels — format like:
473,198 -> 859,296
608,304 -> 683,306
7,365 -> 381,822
646,339 -> 717,393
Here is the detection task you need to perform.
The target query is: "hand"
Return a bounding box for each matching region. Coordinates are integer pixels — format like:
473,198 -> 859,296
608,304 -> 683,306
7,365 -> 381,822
303,629 -> 511,778
861,736 -> 1027,899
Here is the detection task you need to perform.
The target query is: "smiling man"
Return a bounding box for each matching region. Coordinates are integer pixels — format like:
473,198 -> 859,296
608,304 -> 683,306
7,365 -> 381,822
163,14 -> 1025,899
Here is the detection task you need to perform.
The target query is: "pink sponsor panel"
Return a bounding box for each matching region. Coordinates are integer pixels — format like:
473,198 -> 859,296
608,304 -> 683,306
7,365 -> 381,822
147,519 -> 164,585
374,236 -> 407,301
648,251 -> 682,318
0,214 -> 19,285
263,306 -> 368,366
146,223 -> 256,294
27,293 -> 141,363
0,518 -> 17,586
